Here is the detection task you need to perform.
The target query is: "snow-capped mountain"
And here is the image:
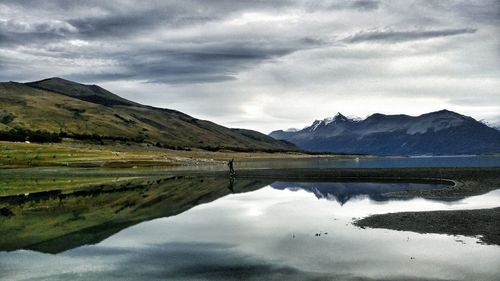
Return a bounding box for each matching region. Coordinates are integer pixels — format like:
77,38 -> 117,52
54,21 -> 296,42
481,120 -> 500,131
308,113 -> 354,132
269,110 -> 500,155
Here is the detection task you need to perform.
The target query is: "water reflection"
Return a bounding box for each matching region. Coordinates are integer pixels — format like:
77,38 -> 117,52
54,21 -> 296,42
271,181 -> 448,204
0,176 -> 272,253
1,178 -> 499,281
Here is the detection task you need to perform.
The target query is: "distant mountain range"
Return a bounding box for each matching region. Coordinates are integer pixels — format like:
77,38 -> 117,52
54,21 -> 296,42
0,77 -> 295,151
270,110 -> 500,155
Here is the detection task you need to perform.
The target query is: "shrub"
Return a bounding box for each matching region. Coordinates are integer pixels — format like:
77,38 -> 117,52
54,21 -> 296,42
0,128 -> 62,143
0,111 -> 15,124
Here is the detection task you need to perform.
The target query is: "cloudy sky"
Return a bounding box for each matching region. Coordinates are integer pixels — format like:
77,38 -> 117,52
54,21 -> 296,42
1,0 -> 499,133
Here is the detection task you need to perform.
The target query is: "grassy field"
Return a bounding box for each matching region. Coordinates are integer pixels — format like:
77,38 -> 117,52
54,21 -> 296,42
0,141 -> 350,169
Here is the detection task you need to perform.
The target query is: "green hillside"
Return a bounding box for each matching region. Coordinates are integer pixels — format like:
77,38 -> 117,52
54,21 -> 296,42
0,78 -> 295,151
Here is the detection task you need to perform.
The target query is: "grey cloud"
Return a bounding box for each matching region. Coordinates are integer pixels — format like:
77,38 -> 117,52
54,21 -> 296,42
1,0 -> 381,42
68,9 -> 216,38
328,0 -> 380,11
130,45 -> 300,83
0,38 -> 320,84
0,0 -> 498,130
0,19 -> 77,46
0,19 -> 76,34
67,39 -> 322,84
448,96 -> 500,107
346,28 -> 477,43
351,0 -> 380,10
428,0 -> 500,25
0,0 -> 329,84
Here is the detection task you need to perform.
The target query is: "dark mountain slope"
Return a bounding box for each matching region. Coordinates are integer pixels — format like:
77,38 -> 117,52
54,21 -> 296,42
270,111 -> 500,155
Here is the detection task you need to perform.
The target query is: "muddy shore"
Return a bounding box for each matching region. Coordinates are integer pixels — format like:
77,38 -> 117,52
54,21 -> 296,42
354,207 -> 500,245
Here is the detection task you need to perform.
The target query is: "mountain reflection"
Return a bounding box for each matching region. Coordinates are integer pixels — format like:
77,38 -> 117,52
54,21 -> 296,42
0,176 -> 271,253
0,177 -> 452,254
271,181 -> 449,205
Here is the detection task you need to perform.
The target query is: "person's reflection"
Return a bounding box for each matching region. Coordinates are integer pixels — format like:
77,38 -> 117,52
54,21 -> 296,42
227,176 -> 235,193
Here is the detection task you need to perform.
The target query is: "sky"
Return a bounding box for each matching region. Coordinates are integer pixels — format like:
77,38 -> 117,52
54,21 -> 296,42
1,0 -> 499,133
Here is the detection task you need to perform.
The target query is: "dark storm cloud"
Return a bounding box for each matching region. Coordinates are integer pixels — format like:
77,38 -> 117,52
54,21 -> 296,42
345,28 -> 477,43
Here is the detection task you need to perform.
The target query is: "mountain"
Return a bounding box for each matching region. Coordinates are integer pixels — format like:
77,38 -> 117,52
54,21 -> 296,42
481,120 -> 500,131
26,77 -> 138,107
0,78 -> 295,151
269,111 -> 500,155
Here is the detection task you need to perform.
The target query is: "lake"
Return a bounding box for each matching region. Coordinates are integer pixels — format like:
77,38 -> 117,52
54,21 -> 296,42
0,178 -> 499,281
235,155 -> 500,170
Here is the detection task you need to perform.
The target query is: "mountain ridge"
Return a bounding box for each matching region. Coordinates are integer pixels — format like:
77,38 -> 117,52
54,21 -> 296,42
0,78 -> 296,151
270,110 -> 500,155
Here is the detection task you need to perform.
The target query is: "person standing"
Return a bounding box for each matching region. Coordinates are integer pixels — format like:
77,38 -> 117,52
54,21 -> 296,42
228,158 -> 235,176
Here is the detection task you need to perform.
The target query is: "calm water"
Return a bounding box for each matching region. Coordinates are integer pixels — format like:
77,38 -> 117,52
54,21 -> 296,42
1,179 -> 499,281
236,155 -> 500,170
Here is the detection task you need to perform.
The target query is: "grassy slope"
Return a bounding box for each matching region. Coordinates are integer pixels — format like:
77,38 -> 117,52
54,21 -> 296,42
0,78 -> 294,151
